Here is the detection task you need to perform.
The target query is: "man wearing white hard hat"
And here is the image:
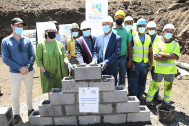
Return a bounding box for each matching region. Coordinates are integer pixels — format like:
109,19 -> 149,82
75,21 -> 96,64
36,22 -> 72,99
91,15 -> 121,84
146,24 -> 180,106
1,17 -> 35,124
147,21 -> 162,102
124,16 -> 137,35
124,16 -> 136,93
129,18 -> 153,102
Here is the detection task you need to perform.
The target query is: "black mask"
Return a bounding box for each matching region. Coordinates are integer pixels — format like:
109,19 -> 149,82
48,32 -> 56,39
116,18 -> 123,26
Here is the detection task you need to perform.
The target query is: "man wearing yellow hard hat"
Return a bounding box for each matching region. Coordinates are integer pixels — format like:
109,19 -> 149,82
113,10 -> 132,89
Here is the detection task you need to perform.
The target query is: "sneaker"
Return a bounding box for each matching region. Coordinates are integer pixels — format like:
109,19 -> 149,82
14,115 -> 21,124
154,93 -> 162,102
115,86 -> 124,90
28,109 -> 34,116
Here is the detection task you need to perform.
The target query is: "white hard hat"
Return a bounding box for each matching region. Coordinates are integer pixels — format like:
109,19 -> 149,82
124,16 -> 133,22
44,22 -> 57,31
70,23 -> 79,30
147,21 -> 157,28
163,24 -> 175,31
80,21 -> 90,30
102,15 -> 113,23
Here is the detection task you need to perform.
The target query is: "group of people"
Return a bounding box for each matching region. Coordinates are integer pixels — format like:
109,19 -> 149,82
1,9 -> 180,124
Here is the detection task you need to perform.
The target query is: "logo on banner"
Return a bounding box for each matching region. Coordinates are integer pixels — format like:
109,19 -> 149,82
92,4 -> 102,14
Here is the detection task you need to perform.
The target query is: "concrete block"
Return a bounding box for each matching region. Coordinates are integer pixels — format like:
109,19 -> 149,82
74,64 -> 101,81
99,104 -> 113,114
50,88 -> 75,105
62,77 -> 88,92
79,115 -> 100,125
116,96 -> 140,113
103,114 -> 127,124
29,111 -> 53,126
65,105 -> 79,116
54,116 -> 77,125
38,100 -> 64,117
102,90 -> 128,103
127,105 -> 150,122
0,107 -> 14,126
88,75 -> 115,91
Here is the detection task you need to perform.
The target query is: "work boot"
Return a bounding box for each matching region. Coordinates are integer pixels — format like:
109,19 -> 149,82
154,92 -> 162,102
137,95 -> 145,101
14,115 -> 21,124
28,109 -> 34,116
146,101 -> 154,109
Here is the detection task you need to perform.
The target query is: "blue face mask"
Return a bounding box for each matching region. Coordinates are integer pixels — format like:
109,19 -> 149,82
72,32 -> 78,37
83,30 -> 91,37
148,30 -> 156,35
164,33 -> 173,40
125,25 -> 133,31
138,27 -> 146,33
15,27 -> 23,35
102,25 -> 111,34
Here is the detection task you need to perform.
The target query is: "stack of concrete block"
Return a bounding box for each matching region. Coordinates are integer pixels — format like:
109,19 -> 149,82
0,107 -> 14,126
29,64 -> 150,125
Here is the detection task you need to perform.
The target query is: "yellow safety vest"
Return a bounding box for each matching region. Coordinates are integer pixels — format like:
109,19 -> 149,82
132,33 -> 151,63
155,40 -> 178,74
152,35 -> 162,66
132,29 -> 137,36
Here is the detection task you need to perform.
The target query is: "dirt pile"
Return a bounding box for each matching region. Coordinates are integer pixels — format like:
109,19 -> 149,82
0,0 -> 189,54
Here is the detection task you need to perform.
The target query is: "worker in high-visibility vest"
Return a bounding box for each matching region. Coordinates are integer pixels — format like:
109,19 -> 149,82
146,21 -> 162,102
124,16 -> 136,95
130,18 -> 153,101
146,24 -> 180,106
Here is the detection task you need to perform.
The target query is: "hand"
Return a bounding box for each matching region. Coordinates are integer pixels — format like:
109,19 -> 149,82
131,63 -> 135,71
148,64 -> 153,71
68,62 -> 74,70
126,60 -> 133,68
19,67 -> 28,75
100,62 -> 107,71
43,71 -> 54,81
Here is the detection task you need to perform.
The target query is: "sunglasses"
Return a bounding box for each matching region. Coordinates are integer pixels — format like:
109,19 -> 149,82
19,44 -> 23,52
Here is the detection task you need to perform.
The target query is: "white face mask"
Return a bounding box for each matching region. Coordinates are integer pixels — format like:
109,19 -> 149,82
138,27 -> 146,33
148,30 -> 156,35
125,25 -> 133,31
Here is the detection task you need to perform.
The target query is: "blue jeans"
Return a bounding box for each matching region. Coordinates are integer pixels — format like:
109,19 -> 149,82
117,56 -> 127,85
127,57 -> 131,93
151,66 -> 160,93
130,61 -> 149,96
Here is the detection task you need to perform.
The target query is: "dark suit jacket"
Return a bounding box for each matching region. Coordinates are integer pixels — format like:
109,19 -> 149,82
75,36 -> 96,64
93,32 -> 121,83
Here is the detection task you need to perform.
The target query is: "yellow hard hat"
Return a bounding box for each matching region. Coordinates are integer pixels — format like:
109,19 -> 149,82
114,10 -> 125,18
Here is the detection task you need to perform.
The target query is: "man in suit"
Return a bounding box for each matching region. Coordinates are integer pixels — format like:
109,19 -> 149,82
91,16 -> 121,84
75,21 -> 96,64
